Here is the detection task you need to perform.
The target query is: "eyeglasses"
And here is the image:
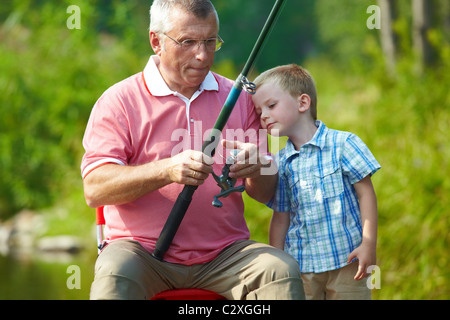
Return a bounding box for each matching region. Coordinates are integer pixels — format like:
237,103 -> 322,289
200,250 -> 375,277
162,33 -> 224,52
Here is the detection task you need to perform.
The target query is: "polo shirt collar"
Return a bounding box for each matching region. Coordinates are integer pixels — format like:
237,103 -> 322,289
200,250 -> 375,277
285,121 -> 328,158
143,55 -> 219,97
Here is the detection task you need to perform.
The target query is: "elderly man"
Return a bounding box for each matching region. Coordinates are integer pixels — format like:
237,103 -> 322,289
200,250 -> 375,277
82,0 -> 304,300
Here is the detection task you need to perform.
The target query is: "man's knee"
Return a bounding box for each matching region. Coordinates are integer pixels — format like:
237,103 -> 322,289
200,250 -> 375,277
90,273 -> 146,300
91,241 -> 148,300
261,246 -> 301,280
239,244 -> 305,300
95,241 -> 146,278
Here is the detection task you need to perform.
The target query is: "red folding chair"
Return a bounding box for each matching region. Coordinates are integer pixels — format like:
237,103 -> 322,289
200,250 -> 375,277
95,207 -> 226,300
151,289 -> 226,300
96,207 -> 106,253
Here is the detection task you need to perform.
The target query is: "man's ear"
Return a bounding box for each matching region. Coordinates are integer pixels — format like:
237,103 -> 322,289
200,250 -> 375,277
297,94 -> 311,113
150,31 -> 163,55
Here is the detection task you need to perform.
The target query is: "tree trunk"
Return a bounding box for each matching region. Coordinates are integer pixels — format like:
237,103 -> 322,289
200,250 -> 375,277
412,0 -> 433,72
441,0 -> 450,42
377,0 -> 397,75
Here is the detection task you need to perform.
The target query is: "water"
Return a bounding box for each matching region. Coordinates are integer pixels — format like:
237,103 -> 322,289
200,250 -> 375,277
0,250 -> 97,300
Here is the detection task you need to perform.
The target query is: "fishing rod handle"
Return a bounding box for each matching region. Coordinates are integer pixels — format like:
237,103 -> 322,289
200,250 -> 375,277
152,185 -> 197,261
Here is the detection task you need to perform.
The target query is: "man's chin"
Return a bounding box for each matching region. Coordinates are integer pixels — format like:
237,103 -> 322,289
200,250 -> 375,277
189,70 -> 208,79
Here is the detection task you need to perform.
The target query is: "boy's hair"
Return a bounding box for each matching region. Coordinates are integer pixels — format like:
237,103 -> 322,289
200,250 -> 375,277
254,64 -> 318,121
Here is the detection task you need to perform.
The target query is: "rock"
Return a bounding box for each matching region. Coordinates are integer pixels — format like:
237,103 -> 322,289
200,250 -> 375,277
7,210 -> 47,254
0,224 -> 13,255
37,235 -> 84,254
0,210 -> 87,259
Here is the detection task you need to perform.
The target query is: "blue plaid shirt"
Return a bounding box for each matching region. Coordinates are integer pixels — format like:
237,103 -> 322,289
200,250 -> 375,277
268,121 -> 381,273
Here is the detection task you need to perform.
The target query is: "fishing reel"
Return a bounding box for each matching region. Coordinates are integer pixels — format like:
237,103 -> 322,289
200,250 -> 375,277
239,75 -> 257,95
211,150 -> 245,208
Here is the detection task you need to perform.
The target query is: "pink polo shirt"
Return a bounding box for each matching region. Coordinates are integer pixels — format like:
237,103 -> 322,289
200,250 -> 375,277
81,56 -> 266,265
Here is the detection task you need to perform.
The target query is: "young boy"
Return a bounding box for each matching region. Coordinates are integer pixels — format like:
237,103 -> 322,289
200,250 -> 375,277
252,64 -> 381,300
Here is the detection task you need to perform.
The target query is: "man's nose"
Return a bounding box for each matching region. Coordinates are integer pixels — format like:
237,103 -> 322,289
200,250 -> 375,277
195,42 -> 211,60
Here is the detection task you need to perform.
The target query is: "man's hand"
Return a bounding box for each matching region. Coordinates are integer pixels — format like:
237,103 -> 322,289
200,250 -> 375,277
168,150 -> 214,186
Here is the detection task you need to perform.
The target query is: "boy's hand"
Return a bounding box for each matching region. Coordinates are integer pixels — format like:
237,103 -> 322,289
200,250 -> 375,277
221,140 -> 270,179
347,243 -> 376,281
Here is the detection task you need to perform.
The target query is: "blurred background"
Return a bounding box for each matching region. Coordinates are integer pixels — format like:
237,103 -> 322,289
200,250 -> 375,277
0,0 -> 448,299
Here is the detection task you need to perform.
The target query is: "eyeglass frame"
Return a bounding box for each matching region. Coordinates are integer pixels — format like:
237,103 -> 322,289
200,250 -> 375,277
161,33 -> 224,53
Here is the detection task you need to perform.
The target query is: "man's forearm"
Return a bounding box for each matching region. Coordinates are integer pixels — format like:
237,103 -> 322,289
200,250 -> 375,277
83,150 -> 214,208
83,161 -> 171,208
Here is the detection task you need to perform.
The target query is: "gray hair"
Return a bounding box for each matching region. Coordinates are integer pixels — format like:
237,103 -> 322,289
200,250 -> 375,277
150,0 -> 219,34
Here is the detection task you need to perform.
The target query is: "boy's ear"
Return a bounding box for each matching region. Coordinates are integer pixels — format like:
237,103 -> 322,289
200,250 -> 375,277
297,94 -> 311,113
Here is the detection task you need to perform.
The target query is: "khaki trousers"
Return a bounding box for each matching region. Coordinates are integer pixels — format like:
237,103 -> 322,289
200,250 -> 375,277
90,240 -> 305,300
301,261 -> 371,300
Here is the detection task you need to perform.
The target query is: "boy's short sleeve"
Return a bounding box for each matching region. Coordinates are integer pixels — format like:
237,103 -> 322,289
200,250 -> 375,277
341,134 -> 381,185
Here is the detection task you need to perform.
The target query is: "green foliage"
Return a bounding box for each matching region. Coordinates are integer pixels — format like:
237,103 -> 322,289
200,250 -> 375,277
217,0 -> 317,69
315,0 -> 373,68
309,53 -> 449,299
0,1 -> 149,218
1,0 -> 448,299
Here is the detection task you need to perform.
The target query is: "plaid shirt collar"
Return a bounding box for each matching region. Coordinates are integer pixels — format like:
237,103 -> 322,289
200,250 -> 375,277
285,121 -> 328,159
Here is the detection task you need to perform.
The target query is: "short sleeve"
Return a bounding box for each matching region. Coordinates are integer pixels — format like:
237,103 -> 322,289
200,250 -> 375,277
81,88 -> 132,178
341,134 -> 381,184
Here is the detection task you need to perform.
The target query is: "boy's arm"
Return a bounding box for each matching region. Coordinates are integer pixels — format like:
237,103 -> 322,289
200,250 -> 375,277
269,211 -> 290,250
348,175 -> 378,280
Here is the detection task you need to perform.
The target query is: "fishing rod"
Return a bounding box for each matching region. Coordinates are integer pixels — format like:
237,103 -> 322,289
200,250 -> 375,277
152,0 -> 286,261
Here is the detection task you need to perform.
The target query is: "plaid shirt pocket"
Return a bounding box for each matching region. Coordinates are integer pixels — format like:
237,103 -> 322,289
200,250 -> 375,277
314,164 -> 344,199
